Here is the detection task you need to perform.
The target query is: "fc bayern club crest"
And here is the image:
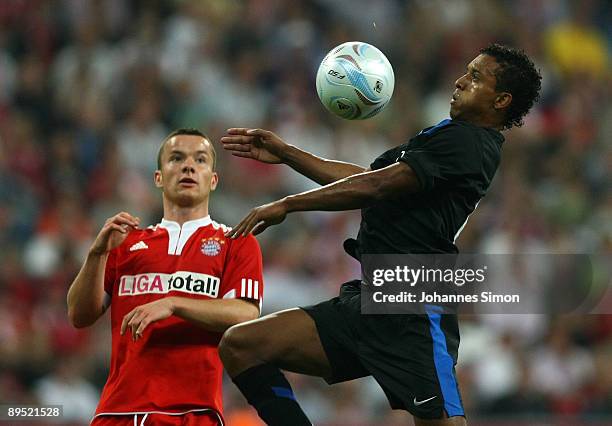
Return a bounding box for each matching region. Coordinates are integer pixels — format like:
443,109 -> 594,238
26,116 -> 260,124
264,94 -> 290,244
201,237 -> 224,256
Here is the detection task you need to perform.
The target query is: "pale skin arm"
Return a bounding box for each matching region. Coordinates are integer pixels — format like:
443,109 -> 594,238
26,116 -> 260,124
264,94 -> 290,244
220,128 -> 367,185
67,212 -> 140,328
121,297 -> 260,341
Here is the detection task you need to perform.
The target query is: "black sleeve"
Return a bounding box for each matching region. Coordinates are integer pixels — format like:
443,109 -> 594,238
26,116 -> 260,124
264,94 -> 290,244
370,146 -> 401,170
398,125 -> 482,192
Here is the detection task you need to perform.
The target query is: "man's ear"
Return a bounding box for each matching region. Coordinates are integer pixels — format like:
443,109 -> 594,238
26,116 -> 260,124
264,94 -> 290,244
210,172 -> 219,191
154,170 -> 163,188
494,92 -> 512,110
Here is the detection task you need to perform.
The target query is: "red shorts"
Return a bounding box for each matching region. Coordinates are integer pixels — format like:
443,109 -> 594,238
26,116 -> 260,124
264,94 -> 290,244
91,411 -> 221,426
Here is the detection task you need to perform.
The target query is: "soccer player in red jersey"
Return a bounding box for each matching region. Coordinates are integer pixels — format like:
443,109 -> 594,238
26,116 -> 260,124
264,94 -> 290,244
67,129 -> 263,426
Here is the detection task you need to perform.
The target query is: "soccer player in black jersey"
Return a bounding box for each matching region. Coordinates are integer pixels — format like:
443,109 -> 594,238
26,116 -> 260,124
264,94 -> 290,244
219,44 -> 541,426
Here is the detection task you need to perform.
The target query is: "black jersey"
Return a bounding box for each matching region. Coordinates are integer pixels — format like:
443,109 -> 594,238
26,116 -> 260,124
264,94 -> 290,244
346,119 -> 504,256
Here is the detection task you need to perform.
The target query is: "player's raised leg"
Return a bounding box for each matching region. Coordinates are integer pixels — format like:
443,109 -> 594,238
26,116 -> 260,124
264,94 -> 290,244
219,308 -> 332,426
221,307 -> 469,426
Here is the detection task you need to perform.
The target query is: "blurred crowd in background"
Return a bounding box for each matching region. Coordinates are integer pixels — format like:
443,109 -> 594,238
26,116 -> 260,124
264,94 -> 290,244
0,0 -> 610,425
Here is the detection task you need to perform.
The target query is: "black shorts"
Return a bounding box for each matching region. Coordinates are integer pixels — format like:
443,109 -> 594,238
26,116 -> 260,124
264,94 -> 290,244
300,280 -> 465,420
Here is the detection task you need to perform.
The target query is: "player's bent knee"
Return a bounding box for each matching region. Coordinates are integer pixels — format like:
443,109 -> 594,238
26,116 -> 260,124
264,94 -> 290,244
219,323 -> 263,364
219,325 -> 243,362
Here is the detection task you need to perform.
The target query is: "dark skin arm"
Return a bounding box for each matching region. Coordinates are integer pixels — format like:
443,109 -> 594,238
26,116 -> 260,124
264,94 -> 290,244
225,162 -> 420,238
221,128 -> 367,185
283,143 -> 368,185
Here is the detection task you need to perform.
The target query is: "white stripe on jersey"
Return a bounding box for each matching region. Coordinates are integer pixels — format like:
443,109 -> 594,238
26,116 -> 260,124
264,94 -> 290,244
211,220 -> 231,233
239,278 -> 260,299
453,200 -> 481,243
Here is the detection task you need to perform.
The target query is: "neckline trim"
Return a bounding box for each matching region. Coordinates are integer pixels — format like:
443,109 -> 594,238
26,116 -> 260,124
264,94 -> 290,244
159,216 -> 212,229
158,216 -> 212,255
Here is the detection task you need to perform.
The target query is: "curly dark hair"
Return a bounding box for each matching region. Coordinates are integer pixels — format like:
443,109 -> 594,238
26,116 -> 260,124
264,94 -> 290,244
480,44 -> 542,130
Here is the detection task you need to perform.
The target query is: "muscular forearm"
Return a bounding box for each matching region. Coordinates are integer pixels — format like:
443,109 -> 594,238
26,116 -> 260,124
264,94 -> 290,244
67,252 -> 108,328
284,162 -> 420,213
226,163 -> 420,239
171,297 -> 259,333
283,144 -> 366,185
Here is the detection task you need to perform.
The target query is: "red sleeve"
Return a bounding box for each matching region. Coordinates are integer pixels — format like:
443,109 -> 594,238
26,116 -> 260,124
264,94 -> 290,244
104,249 -> 119,300
221,235 -> 264,308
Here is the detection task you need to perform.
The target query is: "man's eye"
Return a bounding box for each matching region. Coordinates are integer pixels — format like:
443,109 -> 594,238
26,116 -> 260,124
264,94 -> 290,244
197,158 -> 206,163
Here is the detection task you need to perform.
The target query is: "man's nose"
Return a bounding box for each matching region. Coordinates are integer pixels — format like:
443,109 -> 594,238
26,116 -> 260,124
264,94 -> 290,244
182,160 -> 196,173
455,74 -> 466,89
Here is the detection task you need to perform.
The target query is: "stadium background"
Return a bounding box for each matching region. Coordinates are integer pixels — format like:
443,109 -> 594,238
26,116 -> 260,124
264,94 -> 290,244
0,0 -> 610,425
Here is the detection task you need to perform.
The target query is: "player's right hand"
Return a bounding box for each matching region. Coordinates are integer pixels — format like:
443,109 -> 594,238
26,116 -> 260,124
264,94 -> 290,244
89,212 -> 140,256
220,128 -> 285,164
225,199 -> 288,238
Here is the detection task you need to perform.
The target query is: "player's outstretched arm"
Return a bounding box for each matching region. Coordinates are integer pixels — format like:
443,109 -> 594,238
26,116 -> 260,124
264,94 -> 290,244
67,212 -> 140,328
226,162 -> 420,237
121,298 -> 259,340
221,128 -> 366,185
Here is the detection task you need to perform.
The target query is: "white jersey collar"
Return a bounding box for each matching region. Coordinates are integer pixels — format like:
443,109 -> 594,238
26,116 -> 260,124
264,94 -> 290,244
159,216 -> 212,255
160,216 -> 212,230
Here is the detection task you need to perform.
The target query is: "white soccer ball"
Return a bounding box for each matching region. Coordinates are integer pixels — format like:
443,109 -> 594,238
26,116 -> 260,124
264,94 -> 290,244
316,41 -> 395,120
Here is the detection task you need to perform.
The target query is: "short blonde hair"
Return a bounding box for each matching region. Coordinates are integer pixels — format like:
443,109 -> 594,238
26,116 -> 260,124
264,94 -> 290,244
157,128 -> 216,170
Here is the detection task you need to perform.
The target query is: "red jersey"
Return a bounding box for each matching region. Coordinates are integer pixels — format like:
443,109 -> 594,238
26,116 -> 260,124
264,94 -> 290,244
93,216 -> 263,424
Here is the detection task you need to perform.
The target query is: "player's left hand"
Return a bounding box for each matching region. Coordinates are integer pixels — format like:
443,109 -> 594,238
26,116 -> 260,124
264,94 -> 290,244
225,200 -> 288,238
121,298 -> 176,341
